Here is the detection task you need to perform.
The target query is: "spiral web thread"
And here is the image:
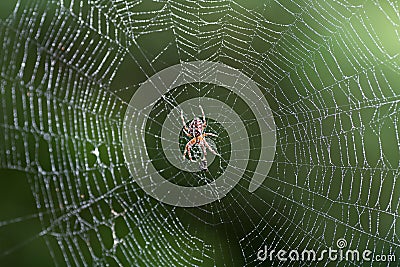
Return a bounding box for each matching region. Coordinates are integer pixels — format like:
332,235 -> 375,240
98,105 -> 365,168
0,0 -> 399,266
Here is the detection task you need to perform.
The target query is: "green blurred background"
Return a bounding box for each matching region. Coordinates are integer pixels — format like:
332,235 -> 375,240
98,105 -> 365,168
0,0 -> 399,266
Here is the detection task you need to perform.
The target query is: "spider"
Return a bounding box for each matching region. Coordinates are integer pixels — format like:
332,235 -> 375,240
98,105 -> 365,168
181,105 -> 219,163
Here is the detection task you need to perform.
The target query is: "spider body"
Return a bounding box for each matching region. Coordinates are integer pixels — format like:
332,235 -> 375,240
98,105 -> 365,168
181,106 -> 219,163
189,118 -> 203,137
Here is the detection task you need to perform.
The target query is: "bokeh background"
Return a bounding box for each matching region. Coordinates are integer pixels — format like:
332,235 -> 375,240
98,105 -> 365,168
0,0 -> 399,266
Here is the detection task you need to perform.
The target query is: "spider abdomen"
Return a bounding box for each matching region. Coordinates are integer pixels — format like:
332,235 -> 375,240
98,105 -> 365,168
189,118 -> 204,137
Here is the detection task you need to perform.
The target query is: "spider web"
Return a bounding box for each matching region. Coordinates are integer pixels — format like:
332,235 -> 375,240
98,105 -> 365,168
0,0 -> 399,266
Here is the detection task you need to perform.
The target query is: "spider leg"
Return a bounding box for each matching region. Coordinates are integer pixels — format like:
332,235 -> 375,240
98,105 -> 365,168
203,137 -> 219,156
199,105 -> 206,128
204,132 -> 217,138
199,142 -> 208,171
180,110 -> 191,137
180,109 -> 186,126
183,138 -> 197,162
200,142 -> 207,161
183,128 -> 191,137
